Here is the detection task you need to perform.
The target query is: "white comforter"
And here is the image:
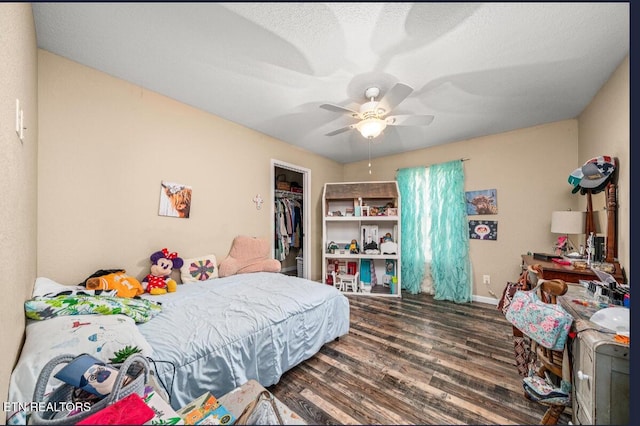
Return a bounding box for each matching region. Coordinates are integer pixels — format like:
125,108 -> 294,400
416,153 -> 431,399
137,272 -> 350,409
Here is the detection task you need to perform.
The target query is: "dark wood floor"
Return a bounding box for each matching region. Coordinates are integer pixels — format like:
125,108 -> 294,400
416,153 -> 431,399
268,292 -> 572,425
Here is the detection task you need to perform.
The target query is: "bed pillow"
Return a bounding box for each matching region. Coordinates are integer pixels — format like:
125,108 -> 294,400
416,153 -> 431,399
32,276 -> 118,298
218,236 -> 281,277
6,314 -> 153,425
180,255 -> 219,283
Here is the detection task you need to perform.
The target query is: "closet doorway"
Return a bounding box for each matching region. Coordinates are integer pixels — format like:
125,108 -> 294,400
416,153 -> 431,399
271,160 -> 310,279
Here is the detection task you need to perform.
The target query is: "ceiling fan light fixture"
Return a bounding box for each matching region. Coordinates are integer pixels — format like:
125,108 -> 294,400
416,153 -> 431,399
356,117 -> 387,139
321,82 -> 431,141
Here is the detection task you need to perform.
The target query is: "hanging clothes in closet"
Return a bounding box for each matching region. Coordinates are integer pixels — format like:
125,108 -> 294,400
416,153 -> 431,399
274,195 -> 302,261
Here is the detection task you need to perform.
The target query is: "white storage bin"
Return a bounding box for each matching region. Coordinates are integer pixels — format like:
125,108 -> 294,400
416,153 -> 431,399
296,257 -> 303,278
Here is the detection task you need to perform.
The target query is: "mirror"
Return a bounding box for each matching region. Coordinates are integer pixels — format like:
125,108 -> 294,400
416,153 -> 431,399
585,183 -> 617,262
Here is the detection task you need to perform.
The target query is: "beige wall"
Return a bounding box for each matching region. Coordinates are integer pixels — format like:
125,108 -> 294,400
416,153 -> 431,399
345,121 -> 580,300
578,56 -> 630,277
0,3 -> 38,419
37,50 -> 343,286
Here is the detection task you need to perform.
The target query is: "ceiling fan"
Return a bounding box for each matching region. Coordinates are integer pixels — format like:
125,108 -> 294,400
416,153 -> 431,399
320,83 -> 434,139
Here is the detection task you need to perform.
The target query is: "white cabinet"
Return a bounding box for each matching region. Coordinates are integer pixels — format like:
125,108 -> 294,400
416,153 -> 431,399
559,285 -> 630,425
322,181 -> 401,297
572,329 -> 629,425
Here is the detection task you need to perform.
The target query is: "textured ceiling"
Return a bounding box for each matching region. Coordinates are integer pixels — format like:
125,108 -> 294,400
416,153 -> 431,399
32,3 -> 629,163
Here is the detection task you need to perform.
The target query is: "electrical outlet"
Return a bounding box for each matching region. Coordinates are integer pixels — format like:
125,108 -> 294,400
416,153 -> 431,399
483,275 -> 491,284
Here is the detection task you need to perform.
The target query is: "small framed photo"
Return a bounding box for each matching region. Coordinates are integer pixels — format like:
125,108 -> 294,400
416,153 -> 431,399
159,181 -> 192,219
465,189 -> 498,215
469,220 -> 498,240
362,206 -> 370,217
386,207 -> 398,216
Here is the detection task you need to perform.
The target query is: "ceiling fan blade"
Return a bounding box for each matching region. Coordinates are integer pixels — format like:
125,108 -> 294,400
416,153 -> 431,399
386,114 -> 435,126
376,83 -> 414,115
325,124 -> 356,136
319,103 -> 360,118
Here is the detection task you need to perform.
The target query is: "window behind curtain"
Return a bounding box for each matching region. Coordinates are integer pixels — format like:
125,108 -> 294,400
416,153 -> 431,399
397,160 -> 472,302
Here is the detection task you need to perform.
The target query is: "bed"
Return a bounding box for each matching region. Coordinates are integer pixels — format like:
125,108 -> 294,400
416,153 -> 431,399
136,272 -> 349,409
7,272 -> 349,423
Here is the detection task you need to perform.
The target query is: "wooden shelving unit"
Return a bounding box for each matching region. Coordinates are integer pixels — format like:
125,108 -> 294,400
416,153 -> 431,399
322,181 -> 401,297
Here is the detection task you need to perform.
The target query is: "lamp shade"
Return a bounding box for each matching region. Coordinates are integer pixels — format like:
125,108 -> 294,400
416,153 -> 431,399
356,118 -> 387,139
551,211 -> 585,234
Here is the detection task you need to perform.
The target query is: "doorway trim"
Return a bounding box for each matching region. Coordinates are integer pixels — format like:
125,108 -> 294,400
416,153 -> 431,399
271,159 -> 311,279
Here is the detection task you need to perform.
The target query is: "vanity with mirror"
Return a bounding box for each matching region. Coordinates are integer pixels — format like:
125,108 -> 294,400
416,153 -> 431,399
582,156 -> 625,282
570,157 -> 628,425
522,158 -> 626,284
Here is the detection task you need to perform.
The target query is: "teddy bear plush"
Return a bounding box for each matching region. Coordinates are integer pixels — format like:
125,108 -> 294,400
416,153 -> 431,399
142,248 -> 184,295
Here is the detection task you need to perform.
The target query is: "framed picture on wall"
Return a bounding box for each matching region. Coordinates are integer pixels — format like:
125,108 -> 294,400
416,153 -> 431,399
159,181 -> 192,219
469,220 -> 498,240
465,189 -> 498,215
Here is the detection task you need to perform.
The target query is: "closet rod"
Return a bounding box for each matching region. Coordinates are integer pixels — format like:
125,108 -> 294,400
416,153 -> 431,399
275,190 -> 303,200
396,157 -> 469,171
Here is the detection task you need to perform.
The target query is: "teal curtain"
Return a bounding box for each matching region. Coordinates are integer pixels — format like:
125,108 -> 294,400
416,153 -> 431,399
396,161 -> 472,302
397,167 -> 428,295
430,160 -> 472,303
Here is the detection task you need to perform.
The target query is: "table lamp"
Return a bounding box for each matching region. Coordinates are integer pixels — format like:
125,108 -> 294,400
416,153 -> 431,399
551,210 -> 585,255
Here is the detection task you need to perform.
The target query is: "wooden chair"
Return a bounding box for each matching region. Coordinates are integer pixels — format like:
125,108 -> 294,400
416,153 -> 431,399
508,265 -> 543,377
526,266 -> 571,425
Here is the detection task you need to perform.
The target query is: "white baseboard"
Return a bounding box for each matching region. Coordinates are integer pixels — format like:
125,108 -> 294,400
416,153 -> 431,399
473,295 -> 499,305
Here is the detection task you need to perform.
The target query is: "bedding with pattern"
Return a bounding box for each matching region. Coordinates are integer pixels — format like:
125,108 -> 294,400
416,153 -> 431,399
137,271 -> 350,409
25,293 -> 162,323
23,277 -> 162,323
7,314 -> 154,425
7,273 -> 349,421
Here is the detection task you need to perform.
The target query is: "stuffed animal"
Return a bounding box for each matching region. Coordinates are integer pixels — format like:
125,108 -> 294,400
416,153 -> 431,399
142,248 -> 184,295
86,271 -> 144,298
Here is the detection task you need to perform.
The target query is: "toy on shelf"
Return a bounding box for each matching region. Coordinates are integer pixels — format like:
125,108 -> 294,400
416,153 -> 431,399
361,225 -> 379,254
363,240 -> 379,254
380,233 -> 398,254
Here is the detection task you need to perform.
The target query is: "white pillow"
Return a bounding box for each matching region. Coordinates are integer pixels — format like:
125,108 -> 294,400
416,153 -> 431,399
32,277 -> 74,297
32,276 -> 117,297
180,254 -> 219,283
6,314 -> 153,425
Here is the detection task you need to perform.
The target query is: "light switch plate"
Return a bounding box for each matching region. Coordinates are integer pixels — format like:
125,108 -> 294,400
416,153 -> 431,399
16,99 -> 20,134
19,109 -> 24,141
